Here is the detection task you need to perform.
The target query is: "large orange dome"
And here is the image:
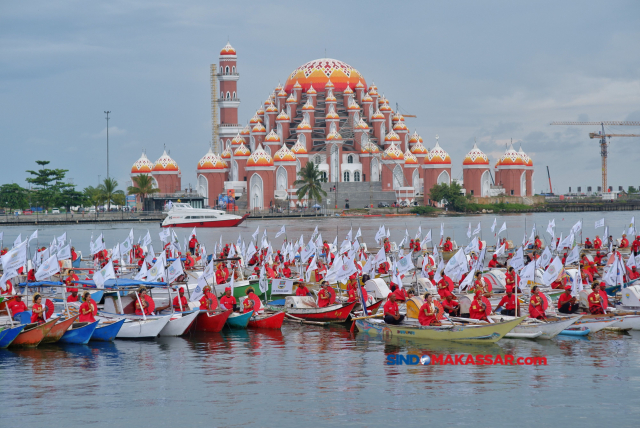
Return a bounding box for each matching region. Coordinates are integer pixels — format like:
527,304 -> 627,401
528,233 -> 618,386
284,59 -> 366,93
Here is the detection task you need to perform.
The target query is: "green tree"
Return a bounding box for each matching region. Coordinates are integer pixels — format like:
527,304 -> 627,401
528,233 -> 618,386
127,174 -> 159,206
26,160 -> 72,209
429,182 -> 468,212
294,162 -> 327,205
98,178 -> 124,211
57,188 -> 88,211
0,183 -> 30,210
112,192 -> 126,207
628,186 -> 638,194
84,186 -> 105,210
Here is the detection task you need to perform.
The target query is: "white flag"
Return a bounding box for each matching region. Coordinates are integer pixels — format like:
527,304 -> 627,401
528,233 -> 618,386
558,232 -> 574,249
397,255 -> 414,275
56,232 -> 66,245
509,247 -> 525,271
57,244 -> 71,261
444,249 -> 467,278
520,261 -> 536,287
13,234 -> 22,248
275,225 -> 286,238
571,220 -> 582,235
29,230 -> 39,243
0,269 -> 19,289
414,226 -> 422,240
498,222 -> 507,235
565,245 -> 581,266
252,227 -> 259,241
259,266 -> 269,294
472,223 -> 481,236
440,223 -> 444,237
466,223 -> 472,239
374,226 -> 386,243
300,241 -> 316,261
373,247 -> 387,267
423,230 -> 432,244
191,276 -> 207,302
543,257 -> 563,286
135,262 -> 148,280
546,220 -> 555,237
159,228 -> 170,242
491,218 -> 497,233
355,227 -> 362,240
35,254 -> 60,281
1,241 -> 27,272
143,230 -> 152,247
203,259 -> 215,280
539,247 -> 552,268
306,255 -> 317,282
629,216 -> 636,236
146,257 -> 165,282
595,218 -> 605,229
459,268 -> 476,292
166,258 -> 184,283
494,243 -> 506,257
93,260 -> 116,289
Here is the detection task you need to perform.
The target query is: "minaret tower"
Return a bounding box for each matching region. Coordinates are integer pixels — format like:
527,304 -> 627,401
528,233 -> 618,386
217,42 -> 242,152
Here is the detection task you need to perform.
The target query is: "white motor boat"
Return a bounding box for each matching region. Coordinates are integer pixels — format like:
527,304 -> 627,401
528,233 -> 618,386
158,310 -> 199,336
97,313 -> 172,339
162,203 -> 249,228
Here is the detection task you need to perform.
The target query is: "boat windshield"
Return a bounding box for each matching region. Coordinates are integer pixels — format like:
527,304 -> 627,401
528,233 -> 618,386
171,203 -> 192,209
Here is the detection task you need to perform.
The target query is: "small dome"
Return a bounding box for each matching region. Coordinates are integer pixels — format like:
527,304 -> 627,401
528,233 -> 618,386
368,86 -> 379,96
306,85 -> 317,95
297,119 -> 312,130
265,102 -> 278,113
198,149 -> 227,171
497,143 -> 525,167
240,125 -> 251,136
233,143 -> 251,157
371,109 -> 385,120
249,114 -> 262,124
286,93 -> 297,103
154,150 -> 179,172
325,80 -> 334,89
404,150 -> 418,165
256,106 -> 265,116
274,144 -> 296,162
326,131 -> 343,141
348,100 -> 360,111
408,131 -> 420,144
302,99 -> 315,111
379,101 -> 392,112
362,93 -> 373,103
393,121 -> 408,131
361,141 -> 380,154
265,129 -> 281,143
277,88 -> 287,97
293,80 -> 302,89
463,143 -> 489,166
384,130 -> 401,142
251,122 -> 266,133
355,80 -> 365,89
382,142 -> 404,161
220,42 -> 236,56
231,133 -> 245,145
518,145 -> 533,167
263,98 -> 272,107
276,110 -> 290,121
131,152 -> 154,174
325,92 -> 337,102
246,144 -> 274,167
326,109 -> 340,120
221,147 -> 231,159
275,82 -> 283,92
410,140 -> 428,155
291,139 -> 308,154
424,141 -> 451,165
355,118 -> 369,130
343,85 -> 353,94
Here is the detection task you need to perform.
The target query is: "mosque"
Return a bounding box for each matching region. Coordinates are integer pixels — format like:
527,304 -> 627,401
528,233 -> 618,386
130,42 -> 535,209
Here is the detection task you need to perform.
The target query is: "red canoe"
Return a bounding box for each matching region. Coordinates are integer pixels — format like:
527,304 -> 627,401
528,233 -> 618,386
193,310 -> 232,332
247,311 -> 285,329
10,318 -> 59,348
286,301 -> 357,322
41,316 -> 79,344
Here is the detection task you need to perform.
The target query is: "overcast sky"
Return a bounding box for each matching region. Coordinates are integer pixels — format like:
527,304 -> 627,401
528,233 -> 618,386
1,0 -> 639,194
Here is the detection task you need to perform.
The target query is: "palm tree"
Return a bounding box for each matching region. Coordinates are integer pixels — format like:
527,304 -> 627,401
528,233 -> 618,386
127,174 -> 159,208
294,162 -> 327,207
83,186 -> 105,211
98,178 -> 124,211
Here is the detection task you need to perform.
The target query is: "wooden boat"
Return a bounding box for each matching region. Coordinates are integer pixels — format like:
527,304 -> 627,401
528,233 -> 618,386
285,298 -> 357,322
10,318 -> 59,347
41,315 -> 79,344
226,311 -> 253,329
570,317 -> 619,334
559,326 -> 591,336
247,311 -> 285,329
91,319 -> 125,341
355,316 -> 526,343
193,309 -> 232,332
489,315 -> 582,339
0,325 -> 26,348
158,310 -> 199,336
59,321 -> 99,344
113,315 -> 172,339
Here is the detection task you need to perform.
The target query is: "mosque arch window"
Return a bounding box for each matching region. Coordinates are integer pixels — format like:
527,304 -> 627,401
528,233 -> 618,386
393,165 -> 403,189
232,66 -> 236,73
321,171 -> 327,181
226,91 -> 231,100
250,174 -> 263,210
296,159 -> 301,173
315,156 -> 322,165
380,122 -> 386,140
354,112 -> 359,123
276,166 -> 288,191
303,112 -> 310,123
354,171 -> 361,182
344,171 -> 350,182
233,91 -> 236,99
225,66 -> 230,74
347,155 -> 353,164
277,123 -> 283,142
250,135 -> 255,151
330,122 -> 337,134
264,145 -> 271,156
220,66 -> 223,74
299,133 -> 306,145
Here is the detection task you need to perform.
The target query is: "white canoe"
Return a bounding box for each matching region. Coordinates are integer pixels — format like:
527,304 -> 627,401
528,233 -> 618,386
97,314 -> 172,339
571,318 -> 620,334
495,315 -> 582,339
159,310 -> 199,336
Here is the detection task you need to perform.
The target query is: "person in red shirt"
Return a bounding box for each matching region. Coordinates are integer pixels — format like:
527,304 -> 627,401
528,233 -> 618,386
27,268 -> 36,282
315,261 -> 325,282
79,292 -> 97,322
633,236 -> 640,254
188,236 -> 198,255
1,280 -> 12,296
199,285 -> 218,310
441,294 -> 460,316
134,287 -> 155,316
488,254 -> 499,268
172,287 -> 189,311
296,283 -> 310,296
505,267 -> 520,293
317,282 -> 333,308
242,288 -> 259,314
266,263 -> 277,279
629,266 -> 640,280
0,247 -> 7,256
593,251 -> 604,265
469,291 -> 489,321
442,237 -> 453,252
472,271 -> 492,295
67,290 -> 80,303
437,272 -> 454,299
184,252 -> 195,269
30,293 -> 46,324
588,283 -> 605,314
561,252 -> 568,265
528,286 -> 546,319
7,295 -> 28,315
584,238 -> 593,249
219,287 -> 237,311
391,284 -> 409,302
594,235 -> 602,249
418,293 -> 440,326
71,246 -> 79,262
383,293 -> 404,325
598,282 -> 610,310
215,263 -> 226,285
377,261 -> 389,275
64,269 -> 79,293
281,262 -> 291,278
413,240 -> 421,253
557,286 -> 580,314
383,238 -> 391,254
494,286 -> 519,316
620,234 -> 629,248
534,235 -> 542,249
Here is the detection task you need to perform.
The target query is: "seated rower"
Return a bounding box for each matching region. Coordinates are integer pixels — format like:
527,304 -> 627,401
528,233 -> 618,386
437,271 -> 454,299
598,281 -> 611,312
584,238 -> 593,249
629,266 -> 640,281
528,286 -> 546,320
296,283 -> 311,296
317,281 -> 333,308
65,269 -> 79,294
172,287 -> 189,312
220,287 -> 238,312
557,286 -> 580,314
534,235 -> 542,249
282,262 -> 292,278
79,292 -> 97,322
588,283 -> 605,314
469,291 -> 489,322
215,263 -> 226,285
594,235 -> 602,249
418,293 -> 441,326
347,283 -> 368,304
390,284 -> 409,302
443,237 -> 453,252
243,288 -> 262,314
67,290 -> 80,303
383,293 -> 404,325
7,295 -> 28,315
488,254 -> 500,268
31,293 -> 46,324
135,287 -> 155,316
377,261 -> 390,275
184,252 -> 195,269
441,294 -> 460,317
199,285 -> 218,311
494,286 -> 519,316
620,234 -> 629,248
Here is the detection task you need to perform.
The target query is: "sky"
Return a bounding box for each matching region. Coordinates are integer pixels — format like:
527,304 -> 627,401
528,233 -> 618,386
1,0 -> 639,195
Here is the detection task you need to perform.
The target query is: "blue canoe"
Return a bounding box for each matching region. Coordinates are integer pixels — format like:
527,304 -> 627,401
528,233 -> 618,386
72,258 -> 82,268
91,319 -> 125,341
226,311 -> 253,329
0,325 -> 26,348
559,327 -> 591,336
59,321 -> 99,345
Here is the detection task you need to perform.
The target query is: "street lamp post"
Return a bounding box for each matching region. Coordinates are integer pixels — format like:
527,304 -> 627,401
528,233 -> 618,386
104,111 -> 111,179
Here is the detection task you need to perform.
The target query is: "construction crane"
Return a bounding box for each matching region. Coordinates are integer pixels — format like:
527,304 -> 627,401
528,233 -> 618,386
550,121 -> 640,193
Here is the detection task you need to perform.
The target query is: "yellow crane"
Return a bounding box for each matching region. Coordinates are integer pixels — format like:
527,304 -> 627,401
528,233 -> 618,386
550,121 -> 640,192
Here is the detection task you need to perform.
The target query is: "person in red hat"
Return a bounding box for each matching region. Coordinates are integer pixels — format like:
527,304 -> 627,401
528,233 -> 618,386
418,293 -> 440,326
594,235 -> 602,249
184,252 -> 195,269
588,283 -> 605,314
534,235 -> 542,250
505,267 -> 521,293
561,252 -> 568,265
317,281 -> 333,308
633,236 -> 640,255
437,270 -> 454,299
598,281 -> 610,311
172,287 -> 189,311
488,254 -> 500,268
390,283 -> 409,302
441,294 -> 460,316
621,234 -> 630,248
199,285 -> 218,311
629,266 -> 640,281
220,287 -> 237,311
64,269 -> 79,293
557,286 -> 580,314
383,293 -> 404,325
494,286 -> 519,316
67,289 -> 80,303
584,237 -> 592,249
215,263 -> 226,285
377,261 -> 389,275
413,239 -> 421,253
469,290 -> 489,321
295,283 -> 310,296
7,294 -> 28,315
528,286 -> 546,319
442,237 -> 453,252
383,238 -> 391,254
593,251 -> 604,265
282,262 -> 292,278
